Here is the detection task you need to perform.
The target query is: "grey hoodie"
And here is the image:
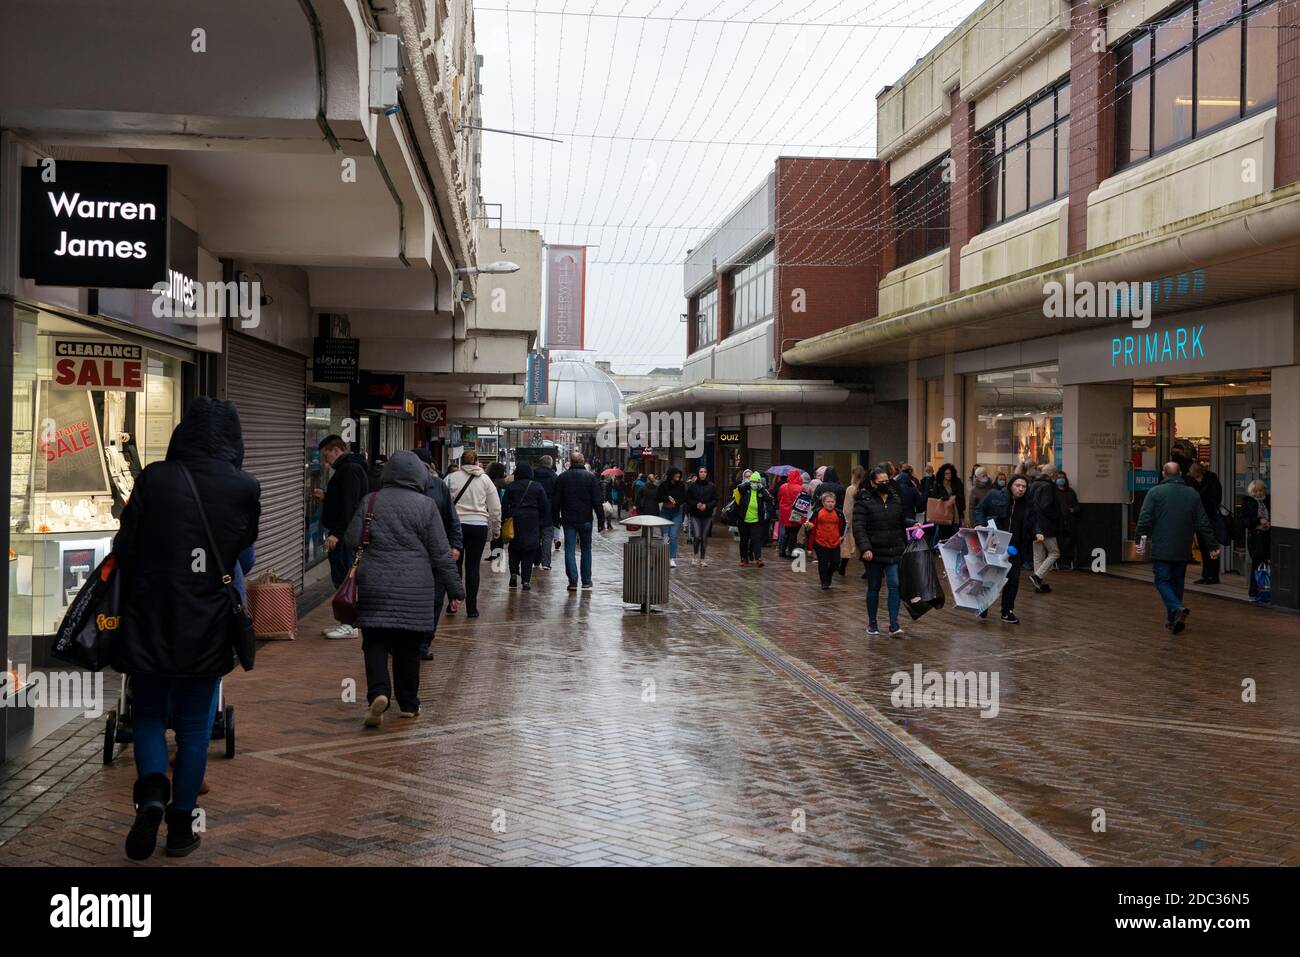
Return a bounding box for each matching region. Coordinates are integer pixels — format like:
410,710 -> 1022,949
345,450 -> 465,630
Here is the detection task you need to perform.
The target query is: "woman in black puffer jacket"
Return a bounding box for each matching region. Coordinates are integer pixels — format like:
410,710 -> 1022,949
502,460 -> 551,590
346,450 -> 466,729
852,466 -> 915,638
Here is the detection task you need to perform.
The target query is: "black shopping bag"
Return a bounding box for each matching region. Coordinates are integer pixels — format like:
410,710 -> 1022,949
51,554 -> 124,672
898,536 -> 945,621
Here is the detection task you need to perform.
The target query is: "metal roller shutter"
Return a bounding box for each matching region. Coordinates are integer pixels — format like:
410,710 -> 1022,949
224,333 -> 305,592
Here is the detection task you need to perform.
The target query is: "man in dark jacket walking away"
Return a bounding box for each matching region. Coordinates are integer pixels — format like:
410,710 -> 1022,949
1028,463 -> 1063,593
533,454 -> 559,569
553,451 -> 603,590
1135,462 -> 1219,634
346,451 -> 465,728
113,397 -> 260,861
315,434 -> 368,638
412,448 -> 461,660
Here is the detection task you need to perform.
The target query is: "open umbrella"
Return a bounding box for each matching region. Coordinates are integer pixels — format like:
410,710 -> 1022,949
765,465 -> 795,477
601,467 -> 623,477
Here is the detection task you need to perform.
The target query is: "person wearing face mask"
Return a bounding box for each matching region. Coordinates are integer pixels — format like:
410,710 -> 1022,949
920,465 -> 936,501
968,466 -> 994,519
735,470 -> 776,567
1055,471 -> 1081,571
976,474 -> 1030,624
1241,479 -> 1271,601
853,466 -> 915,638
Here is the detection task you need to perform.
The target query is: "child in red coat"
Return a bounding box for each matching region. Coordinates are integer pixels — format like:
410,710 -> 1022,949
804,492 -> 847,589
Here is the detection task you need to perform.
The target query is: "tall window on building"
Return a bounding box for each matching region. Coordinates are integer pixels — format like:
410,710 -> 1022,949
694,284 -> 718,348
1115,0 -> 1278,169
893,156 -> 950,267
980,81 -> 1071,226
730,243 -> 774,333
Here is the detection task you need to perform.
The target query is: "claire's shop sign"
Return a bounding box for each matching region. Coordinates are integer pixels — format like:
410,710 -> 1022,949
52,340 -> 144,392
19,160 -> 169,289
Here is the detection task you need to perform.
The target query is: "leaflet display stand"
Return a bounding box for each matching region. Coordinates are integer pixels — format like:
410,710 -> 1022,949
938,520 -> 1015,613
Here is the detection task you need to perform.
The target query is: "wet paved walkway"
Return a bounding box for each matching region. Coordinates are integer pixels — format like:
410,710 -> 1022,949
1,528 -> 1296,866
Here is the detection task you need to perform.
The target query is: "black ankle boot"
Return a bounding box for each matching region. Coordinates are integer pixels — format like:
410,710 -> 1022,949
164,807 -> 201,858
125,774 -> 170,861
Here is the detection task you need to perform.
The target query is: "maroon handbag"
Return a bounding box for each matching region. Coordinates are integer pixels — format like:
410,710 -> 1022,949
331,492 -> 378,625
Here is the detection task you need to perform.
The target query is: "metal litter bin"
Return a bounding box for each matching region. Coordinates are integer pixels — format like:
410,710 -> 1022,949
620,515 -> 673,612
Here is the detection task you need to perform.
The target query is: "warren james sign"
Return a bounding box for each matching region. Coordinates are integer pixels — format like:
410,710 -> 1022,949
20,160 -> 170,289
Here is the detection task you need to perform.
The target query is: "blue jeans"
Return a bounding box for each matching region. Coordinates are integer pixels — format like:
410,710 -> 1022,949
660,507 -> 682,558
564,522 -> 594,585
1152,560 -> 1188,623
131,676 -> 220,811
865,562 -> 901,629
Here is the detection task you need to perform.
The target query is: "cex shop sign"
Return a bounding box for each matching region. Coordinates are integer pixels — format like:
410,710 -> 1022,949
417,401 -> 447,427
52,340 -> 143,391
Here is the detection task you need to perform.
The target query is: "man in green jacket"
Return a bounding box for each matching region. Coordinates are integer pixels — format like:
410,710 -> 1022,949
1135,462 -> 1219,634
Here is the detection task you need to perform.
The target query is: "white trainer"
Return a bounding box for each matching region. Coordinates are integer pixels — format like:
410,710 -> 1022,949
325,624 -> 358,639
670,559 -> 677,568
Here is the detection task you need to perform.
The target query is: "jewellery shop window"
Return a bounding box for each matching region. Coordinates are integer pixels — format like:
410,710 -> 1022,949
8,306 -> 184,648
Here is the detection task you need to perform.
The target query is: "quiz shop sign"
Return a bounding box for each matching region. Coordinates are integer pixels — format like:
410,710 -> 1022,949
52,341 -> 144,391
20,159 -> 169,289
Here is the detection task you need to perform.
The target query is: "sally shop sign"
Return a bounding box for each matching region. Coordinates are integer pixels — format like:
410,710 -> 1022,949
20,160 -> 169,289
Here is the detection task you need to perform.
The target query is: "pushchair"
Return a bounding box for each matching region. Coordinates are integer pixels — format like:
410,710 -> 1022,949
103,675 -> 236,766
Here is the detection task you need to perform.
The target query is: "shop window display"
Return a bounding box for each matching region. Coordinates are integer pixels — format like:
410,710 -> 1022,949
7,306 -> 183,657
969,365 -> 1063,473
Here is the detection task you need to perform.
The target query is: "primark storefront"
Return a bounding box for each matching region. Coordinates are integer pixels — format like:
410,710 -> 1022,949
950,294 -> 1297,607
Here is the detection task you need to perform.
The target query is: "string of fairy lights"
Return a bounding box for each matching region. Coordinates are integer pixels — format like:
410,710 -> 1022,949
475,0 -> 1290,364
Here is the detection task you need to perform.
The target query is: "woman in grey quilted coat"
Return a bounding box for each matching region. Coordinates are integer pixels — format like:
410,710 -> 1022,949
346,450 -> 466,728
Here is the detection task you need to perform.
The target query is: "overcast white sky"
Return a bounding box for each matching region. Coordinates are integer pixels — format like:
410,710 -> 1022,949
474,0 -> 984,372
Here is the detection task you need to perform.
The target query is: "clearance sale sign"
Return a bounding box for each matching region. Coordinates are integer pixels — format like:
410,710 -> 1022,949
51,340 -> 144,391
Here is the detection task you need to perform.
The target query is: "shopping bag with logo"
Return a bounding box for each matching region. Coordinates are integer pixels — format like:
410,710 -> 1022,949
791,490 -> 813,522
247,573 -> 297,640
52,554 -> 124,672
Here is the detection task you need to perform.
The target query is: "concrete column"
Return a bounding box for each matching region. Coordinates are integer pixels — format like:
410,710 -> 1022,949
942,352 -> 964,478
1063,383 -> 1131,568
1270,364 -> 1300,607
907,359 -> 922,467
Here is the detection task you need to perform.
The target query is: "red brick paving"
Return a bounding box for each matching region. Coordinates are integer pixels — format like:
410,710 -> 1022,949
1,529 -> 1296,866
